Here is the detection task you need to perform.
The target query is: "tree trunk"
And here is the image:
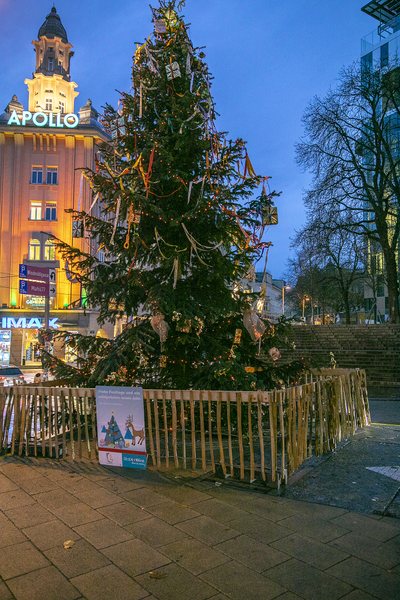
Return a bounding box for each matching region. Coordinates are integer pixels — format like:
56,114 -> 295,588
383,248 -> 400,323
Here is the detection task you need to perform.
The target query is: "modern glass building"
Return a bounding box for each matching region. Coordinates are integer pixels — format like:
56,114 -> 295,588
361,0 -> 400,321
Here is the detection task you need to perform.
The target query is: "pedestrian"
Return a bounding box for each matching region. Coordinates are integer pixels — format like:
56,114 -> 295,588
33,372 -> 42,384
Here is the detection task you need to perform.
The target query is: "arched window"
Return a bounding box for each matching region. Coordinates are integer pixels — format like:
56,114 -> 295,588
44,239 -> 56,261
28,239 -> 41,261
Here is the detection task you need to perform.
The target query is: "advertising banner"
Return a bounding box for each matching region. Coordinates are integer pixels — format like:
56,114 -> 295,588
96,386 -> 147,469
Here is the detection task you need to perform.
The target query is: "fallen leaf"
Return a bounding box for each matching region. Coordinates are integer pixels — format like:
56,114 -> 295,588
149,571 -> 168,580
63,540 -> 75,550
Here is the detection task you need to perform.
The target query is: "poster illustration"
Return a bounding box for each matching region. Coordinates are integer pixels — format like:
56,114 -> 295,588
96,386 -> 147,469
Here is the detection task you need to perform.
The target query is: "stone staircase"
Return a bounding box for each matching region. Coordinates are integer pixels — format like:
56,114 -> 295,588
285,324 -> 400,396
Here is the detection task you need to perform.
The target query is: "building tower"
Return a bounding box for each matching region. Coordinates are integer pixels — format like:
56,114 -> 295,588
0,7 -> 108,368
361,0 -> 400,321
25,6 -> 78,115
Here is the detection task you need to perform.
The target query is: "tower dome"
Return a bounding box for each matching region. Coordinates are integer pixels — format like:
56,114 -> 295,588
38,6 -> 68,43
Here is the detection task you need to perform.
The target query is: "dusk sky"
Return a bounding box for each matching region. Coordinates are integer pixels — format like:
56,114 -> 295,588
0,0 -> 374,278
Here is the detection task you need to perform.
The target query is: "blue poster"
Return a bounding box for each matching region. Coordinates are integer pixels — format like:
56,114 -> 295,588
96,386 -> 147,469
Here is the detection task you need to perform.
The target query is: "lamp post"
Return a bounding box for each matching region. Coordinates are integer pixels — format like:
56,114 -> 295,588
302,295 -> 310,321
282,284 -> 291,316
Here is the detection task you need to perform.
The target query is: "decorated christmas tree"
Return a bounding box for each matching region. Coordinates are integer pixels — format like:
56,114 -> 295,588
48,0 -> 302,390
104,415 -> 125,448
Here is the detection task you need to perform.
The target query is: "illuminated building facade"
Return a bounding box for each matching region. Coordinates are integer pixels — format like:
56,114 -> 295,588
0,7 -> 108,367
361,0 -> 400,321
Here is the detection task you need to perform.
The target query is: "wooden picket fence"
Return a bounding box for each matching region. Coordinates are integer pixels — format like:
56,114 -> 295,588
0,368 -> 370,485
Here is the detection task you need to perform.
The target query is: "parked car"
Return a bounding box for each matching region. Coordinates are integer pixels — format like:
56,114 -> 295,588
0,365 -> 25,386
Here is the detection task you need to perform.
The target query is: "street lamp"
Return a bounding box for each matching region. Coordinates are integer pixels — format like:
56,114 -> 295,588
302,295 -> 310,320
282,284 -> 291,316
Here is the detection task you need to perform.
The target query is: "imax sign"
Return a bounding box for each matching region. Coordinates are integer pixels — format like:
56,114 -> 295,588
1,317 -> 59,329
7,110 -> 79,129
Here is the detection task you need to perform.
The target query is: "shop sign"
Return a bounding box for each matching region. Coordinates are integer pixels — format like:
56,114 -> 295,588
96,386 -> 147,469
7,110 -> 79,129
0,317 -> 59,329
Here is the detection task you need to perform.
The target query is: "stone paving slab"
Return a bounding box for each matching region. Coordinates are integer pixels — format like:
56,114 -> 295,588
160,537 -> 230,575
6,566 -> 80,600
101,538 -> 171,577
199,560 -> 286,600
0,454 -> 400,600
71,564 -> 148,600
266,557 -> 353,600
44,538 -> 111,578
327,556 -> 400,600
23,519 -> 81,551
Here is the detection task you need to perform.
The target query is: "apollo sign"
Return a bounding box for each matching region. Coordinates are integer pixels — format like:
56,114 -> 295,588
1,317 -> 59,329
7,110 -> 79,129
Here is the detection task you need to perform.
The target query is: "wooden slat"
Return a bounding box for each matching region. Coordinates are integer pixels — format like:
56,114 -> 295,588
54,391 -> 59,459
144,393 -> 156,466
268,391 -> 277,481
68,395 -> 75,461
236,392 -> 244,480
61,389 -> 67,456
257,392 -> 266,482
226,392 -> 234,477
180,392 -> 187,470
199,391 -> 206,471
171,391 -> 179,468
190,390 -> 196,470
39,388 -> 45,457
207,391 -> 215,473
278,390 -> 286,482
216,392 -> 226,477
247,393 -> 255,483
18,389 -> 26,456
162,390 -> 169,469
83,390 -> 91,460
153,393 -> 161,468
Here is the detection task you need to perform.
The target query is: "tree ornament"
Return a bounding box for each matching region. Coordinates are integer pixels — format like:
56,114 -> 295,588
166,61 -> 181,81
243,310 -> 266,342
150,314 -> 169,344
234,329 -> 242,345
154,19 -> 167,34
160,355 -> 167,368
268,347 -> 281,362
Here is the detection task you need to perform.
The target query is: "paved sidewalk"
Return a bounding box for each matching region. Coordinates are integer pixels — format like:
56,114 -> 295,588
0,456 -> 399,600
281,400 -> 400,518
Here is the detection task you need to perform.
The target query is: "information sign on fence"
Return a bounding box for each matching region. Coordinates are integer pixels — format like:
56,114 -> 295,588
96,386 -> 147,469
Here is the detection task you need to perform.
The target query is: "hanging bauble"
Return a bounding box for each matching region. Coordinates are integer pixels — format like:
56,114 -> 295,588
243,310 -> 266,342
268,347 -> 281,362
150,314 -> 169,344
166,61 -> 181,80
160,355 -> 167,368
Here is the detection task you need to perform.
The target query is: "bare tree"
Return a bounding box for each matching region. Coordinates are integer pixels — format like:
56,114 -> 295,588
292,215 -> 364,324
297,62 -> 400,322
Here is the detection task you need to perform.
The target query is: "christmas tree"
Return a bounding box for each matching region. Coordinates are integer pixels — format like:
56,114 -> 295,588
48,0 -> 302,390
104,415 -> 125,448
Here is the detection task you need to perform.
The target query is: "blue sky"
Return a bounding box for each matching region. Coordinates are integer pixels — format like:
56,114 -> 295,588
0,0 -> 374,277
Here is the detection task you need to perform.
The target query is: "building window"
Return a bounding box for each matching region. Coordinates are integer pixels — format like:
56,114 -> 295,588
46,167 -> 58,185
361,52 -> 373,72
48,58 -> 54,70
28,239 -> 41,261
45,98 -> 52,111
45,203 -> 57,221
30,202 -> 42,221
31,166 -> 43,184
44,240 -> 56,261
381,43 -> 389,68
59,101 -> 65,113
377,274 -> 385,297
